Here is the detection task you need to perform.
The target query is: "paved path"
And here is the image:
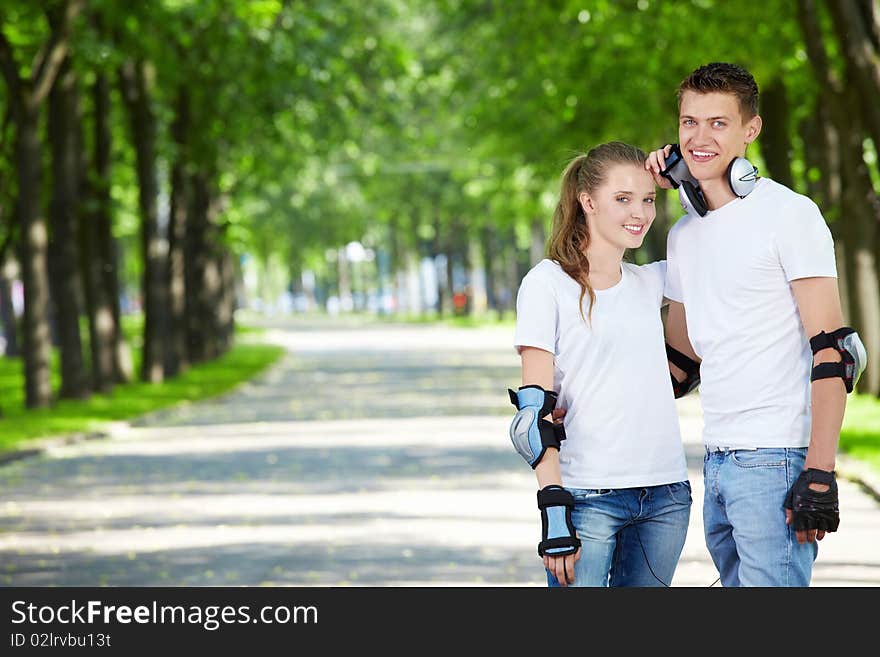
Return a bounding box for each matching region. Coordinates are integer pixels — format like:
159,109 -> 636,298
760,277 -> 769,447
1,318 -> 878,586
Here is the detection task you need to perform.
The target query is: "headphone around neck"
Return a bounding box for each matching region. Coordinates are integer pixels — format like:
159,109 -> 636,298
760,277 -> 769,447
658,143 -> 758,217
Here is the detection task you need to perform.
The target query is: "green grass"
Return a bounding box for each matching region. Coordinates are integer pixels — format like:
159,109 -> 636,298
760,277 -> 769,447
839,393 -> 880,473
0,325 -> 283,454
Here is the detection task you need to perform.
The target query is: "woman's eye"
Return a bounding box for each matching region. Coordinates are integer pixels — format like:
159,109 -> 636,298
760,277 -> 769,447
644,198 -> 655,204
617,197 -> 629,202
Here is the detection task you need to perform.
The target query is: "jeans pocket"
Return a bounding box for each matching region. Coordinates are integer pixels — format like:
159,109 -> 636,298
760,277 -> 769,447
730,449 -> 786,468
665,481 -> 692,505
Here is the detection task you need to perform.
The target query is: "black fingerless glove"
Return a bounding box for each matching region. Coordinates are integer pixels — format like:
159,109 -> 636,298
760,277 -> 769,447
783,468 -> 840,532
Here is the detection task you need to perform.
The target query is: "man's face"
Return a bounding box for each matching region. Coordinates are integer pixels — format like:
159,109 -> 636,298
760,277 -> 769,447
678,90 -> 760,183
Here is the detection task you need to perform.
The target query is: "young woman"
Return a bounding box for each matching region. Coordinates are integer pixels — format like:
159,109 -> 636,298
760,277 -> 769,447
509,141 -> 692,587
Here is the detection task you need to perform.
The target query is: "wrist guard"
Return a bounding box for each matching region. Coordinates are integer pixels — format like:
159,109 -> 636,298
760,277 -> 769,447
783,468 -> 840,532
508,385 -> 566,468
537,485 -> 581,557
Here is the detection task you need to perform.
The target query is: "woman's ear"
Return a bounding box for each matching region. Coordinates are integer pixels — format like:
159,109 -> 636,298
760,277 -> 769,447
578,191 -> 594,216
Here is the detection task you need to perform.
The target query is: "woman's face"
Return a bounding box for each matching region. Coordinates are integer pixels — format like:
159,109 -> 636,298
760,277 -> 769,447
581,164 -> 656,252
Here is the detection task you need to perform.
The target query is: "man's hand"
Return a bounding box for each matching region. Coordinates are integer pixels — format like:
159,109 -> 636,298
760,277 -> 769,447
645,144 -> 674,189
784,468 -> 840,544
785,509 -> 826,544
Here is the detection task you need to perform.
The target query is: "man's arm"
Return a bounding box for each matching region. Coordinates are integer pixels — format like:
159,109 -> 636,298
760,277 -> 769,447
664,301 -> 701,383
790,276 -> 847,473
788,276 -> 847,543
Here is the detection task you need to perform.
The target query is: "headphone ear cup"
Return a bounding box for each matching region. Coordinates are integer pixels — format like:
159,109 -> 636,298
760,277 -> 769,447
727,157 -> 758,197
681,180 -> 708,217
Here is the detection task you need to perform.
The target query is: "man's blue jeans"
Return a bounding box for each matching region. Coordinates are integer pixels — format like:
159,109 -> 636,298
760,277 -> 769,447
546,482 -> 691,587
703,446 -> 818,587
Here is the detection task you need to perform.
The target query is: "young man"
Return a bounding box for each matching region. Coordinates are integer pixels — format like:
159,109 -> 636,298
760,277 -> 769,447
646,62 -> 865,586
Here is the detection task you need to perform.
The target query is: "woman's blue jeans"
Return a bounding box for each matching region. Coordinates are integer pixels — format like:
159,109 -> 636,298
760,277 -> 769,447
546,481 -> 691,587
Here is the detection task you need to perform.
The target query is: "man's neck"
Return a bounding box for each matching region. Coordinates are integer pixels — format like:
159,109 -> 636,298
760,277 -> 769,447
699,177 -> 738,212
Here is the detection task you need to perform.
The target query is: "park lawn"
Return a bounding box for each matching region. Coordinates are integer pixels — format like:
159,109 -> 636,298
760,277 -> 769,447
839,393 -> 880,474
0,330 -> 284,454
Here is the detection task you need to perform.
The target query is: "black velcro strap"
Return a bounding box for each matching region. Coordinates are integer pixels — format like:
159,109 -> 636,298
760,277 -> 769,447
537,485 -> 575,509
553,421 -> 567,444
508,388 -> 519,408
811,361 -> 845,383
804,468 -> 836,486
536,419 -> 562,452
666,343 -> 699,375
540,390 -> 558,417
809,331 -> 835,355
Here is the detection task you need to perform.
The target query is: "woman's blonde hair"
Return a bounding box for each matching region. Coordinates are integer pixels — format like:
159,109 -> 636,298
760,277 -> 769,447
546,141 -> 648,321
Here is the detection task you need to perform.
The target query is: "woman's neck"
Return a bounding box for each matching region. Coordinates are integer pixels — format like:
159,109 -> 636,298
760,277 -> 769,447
584,243 -> 624,287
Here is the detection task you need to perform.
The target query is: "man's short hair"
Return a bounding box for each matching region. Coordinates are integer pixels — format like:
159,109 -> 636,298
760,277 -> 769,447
678,62 -> 759,121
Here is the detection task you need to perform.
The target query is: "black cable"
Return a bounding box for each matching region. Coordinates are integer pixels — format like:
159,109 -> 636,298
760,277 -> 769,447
633,521 -> 722,588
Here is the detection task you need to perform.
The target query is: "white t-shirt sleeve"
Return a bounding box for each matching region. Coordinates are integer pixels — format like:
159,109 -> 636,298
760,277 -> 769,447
513,268 -> 558,355
775,197 -> 838,281
642,260 -> 667,307
664,228 -> 683,302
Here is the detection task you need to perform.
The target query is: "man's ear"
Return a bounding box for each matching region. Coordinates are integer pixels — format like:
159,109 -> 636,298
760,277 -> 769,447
578,191 -> 594,215
745,114 -> 762,144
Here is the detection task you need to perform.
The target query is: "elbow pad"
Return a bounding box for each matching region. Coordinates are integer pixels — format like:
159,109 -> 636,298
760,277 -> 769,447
810,328 -> 867,393
508,385 -> 566,468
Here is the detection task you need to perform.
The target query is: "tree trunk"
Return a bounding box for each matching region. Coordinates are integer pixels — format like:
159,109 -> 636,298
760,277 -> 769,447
48,58 -> 88,399
219,245 -> 236,353
81,67 -> 119,391
826,0 -> 880,151
798,0 -> 880,394
837,91 -> 880,396
120,59 -> 165,383
760,77 -> 796,190
17,112 -> 53,407
0,258 -> 19,357
529,217 -> 545,267
481,224 -> 499,316
186,172 -> 224,362
166,87 -> 190,376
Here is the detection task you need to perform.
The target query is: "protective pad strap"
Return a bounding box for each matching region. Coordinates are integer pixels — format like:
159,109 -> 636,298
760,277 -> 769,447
667,343 -> 700,398
509,384 -> 558,417
809,327 -> 867,394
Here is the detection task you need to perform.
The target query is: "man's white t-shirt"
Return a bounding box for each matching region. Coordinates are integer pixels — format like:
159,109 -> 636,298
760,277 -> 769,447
514,259 -> 687,489
665,177 -> 837,449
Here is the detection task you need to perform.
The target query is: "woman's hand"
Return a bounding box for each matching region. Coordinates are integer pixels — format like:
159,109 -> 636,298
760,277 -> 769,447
544,547 -> 581,587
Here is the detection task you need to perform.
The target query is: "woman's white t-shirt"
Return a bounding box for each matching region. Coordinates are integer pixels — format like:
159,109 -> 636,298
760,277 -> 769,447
513,259 -> 687,489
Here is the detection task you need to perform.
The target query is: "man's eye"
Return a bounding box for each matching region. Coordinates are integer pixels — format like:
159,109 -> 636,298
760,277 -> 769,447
713,121 -> 726,128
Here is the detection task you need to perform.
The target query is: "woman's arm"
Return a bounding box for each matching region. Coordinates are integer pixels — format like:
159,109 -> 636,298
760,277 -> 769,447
520,346 -> 580,586
520,346 -> 563,487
